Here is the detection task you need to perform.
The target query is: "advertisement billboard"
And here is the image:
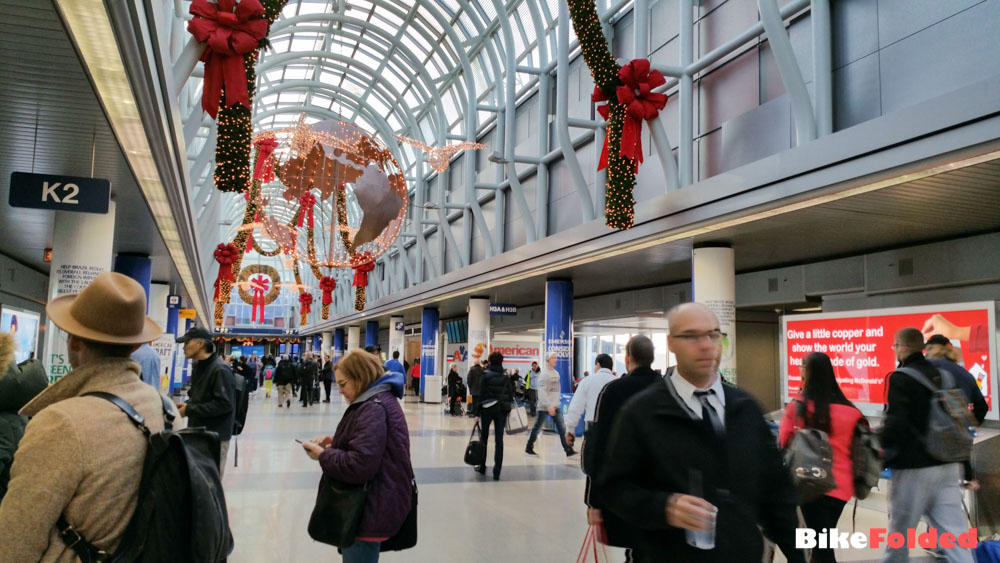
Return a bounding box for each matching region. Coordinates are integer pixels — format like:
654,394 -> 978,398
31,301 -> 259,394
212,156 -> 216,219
780,302 -> 996,419
0,306 -> 41,365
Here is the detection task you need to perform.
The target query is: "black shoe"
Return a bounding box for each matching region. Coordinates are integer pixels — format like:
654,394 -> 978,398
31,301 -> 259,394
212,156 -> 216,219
277,403 -> 282,408
287,400 -> 291,407
323,399 -> 330,403
525,447 -> 538,457
566,448 -> 578,457
493,474 -> 500,481
475,465 -> 486,474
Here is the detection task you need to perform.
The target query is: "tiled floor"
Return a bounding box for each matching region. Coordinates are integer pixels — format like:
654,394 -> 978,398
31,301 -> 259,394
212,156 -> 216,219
222,389 -> 942,562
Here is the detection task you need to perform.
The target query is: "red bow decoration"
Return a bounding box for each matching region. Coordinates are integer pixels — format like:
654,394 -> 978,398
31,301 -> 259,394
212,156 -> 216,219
592,59 -> 667,171
187,0 -> 268,119
299,292 -> 314,315
253,137 -> 279,182
249,274 -> 269,322
319,276 -> 337,305
351,252 -> 376,287
297,192 -> 316,228
212,243 -> 239,300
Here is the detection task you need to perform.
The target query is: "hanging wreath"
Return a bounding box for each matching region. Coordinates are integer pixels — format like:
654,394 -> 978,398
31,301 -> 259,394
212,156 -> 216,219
567,0 -> 668,230
350,251 -> 375,312
237,264 -> 281,307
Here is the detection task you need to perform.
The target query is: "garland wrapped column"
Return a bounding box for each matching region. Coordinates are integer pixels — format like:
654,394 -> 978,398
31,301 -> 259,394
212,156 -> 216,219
298,292 -> 313,326
350,252 -> 375,312
319,276 -> 336,320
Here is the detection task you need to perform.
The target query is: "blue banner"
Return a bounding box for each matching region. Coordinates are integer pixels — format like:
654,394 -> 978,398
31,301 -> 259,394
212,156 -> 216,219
365,321 -> 379,348
420,309 -> 439,394
545,280 -> 574,393
333,328 -> 345,364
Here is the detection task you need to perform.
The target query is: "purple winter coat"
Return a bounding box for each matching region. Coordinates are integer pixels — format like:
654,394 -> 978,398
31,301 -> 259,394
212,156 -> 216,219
318,373 -> 413,539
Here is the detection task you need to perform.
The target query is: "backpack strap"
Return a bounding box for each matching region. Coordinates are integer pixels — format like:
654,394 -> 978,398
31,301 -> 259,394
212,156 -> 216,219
896,367 -> 952,392
84,392 -> 151,437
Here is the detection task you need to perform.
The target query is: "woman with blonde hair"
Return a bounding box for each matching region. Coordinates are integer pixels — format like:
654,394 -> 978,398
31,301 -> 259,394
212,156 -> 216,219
302,349 -> 414,562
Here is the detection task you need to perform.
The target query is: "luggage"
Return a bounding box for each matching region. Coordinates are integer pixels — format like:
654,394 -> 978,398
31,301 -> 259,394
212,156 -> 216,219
464,422 -> 487,466
506,405 -> 528,434
851,418 -> 881,499
896,367 -> 975,462
58,393 -> 233,562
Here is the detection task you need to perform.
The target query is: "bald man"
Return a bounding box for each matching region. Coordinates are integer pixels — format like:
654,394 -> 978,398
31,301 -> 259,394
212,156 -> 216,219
597,303 -> 805,562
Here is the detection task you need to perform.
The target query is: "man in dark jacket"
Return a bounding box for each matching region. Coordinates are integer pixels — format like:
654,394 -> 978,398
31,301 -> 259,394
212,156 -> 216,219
597,303 -> 805,563
176,327 -> 236,476
299,352 -> 319,407
583,335 -> 662,557
474,351 -> 514,480
320,354 -> 334,402
467,359 -> 485,418
880,328 -> 975,563
274,355 -> 297,407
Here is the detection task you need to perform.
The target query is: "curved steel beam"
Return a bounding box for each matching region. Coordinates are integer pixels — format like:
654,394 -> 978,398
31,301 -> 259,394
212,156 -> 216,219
758,0 -> 817,144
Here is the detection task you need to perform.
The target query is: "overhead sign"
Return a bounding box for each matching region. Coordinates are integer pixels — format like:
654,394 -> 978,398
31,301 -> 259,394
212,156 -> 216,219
781,302 -> 996,419
489,303 -> 517,316
178,308 -> 197,319
9,172 -> 111,214
167,295 -> 181,309
394,321 -> 405,331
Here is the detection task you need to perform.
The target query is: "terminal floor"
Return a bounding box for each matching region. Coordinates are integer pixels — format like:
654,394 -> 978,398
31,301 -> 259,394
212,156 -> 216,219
222,390 -> 937,562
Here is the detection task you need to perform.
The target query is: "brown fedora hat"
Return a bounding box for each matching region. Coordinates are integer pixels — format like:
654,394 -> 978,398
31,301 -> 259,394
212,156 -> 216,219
46,272 -> 163,345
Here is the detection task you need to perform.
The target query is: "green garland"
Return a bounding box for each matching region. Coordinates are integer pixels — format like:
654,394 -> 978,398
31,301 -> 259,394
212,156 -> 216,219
213,0 -> 288,193
566,0 -> 636,230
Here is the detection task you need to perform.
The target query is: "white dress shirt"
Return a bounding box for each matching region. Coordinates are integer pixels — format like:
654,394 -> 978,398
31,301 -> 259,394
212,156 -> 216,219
565,368 -> 616,428
670,370 -> 726,426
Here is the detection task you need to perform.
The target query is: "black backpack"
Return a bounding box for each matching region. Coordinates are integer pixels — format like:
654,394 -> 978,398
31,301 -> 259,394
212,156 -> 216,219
58,392 -> 234,563
232,373 -> 250,437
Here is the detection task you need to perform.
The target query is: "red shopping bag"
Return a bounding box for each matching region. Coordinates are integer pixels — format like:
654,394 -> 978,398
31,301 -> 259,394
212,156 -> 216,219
576,523 -> 610,563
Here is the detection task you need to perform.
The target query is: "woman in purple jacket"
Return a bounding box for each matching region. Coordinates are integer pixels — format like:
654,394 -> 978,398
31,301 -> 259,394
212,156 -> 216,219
303,349 -> 414,562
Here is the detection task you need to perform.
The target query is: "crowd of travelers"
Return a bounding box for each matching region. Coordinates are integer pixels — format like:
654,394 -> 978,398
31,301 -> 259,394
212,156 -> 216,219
0,273 -> 988,562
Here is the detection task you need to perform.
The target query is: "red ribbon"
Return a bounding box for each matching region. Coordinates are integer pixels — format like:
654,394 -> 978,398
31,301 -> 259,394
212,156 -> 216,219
187,0 -> 268,119
245,213 -> 260,254
250,274 -> 269,322
253,137 -> 278,182
297,192 -> 316,228
212,243 -> 239,300
351,252 -> 376,287
592,59 -> 668,171
319,276 -> 337,305
299,292 -> 313,315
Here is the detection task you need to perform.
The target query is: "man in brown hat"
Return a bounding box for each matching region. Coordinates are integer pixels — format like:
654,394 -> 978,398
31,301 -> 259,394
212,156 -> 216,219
0,272 -> 175,562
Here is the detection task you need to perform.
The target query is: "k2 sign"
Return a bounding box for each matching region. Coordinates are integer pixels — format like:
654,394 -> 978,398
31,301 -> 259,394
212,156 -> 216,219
9,172 -> 111,214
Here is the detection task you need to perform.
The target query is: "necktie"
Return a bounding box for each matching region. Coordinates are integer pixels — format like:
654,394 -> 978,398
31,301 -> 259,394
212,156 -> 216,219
694,390 -> 725,439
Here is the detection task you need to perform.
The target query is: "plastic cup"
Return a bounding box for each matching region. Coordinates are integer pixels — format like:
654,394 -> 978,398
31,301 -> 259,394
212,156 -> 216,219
685,509 -> 717,550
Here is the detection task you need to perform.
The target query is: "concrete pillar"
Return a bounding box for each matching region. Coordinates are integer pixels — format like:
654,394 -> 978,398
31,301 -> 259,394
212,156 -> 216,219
321,331 -> 332,360
388,316 -> 405,360
365,320 -> 379,348
544,280 -> 574,393
44,202 -> 117,383
113,254 -> 151,311
692,244 -> 737,384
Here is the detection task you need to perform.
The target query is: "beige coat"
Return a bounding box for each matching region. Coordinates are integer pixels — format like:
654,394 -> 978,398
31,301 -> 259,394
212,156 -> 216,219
0,357 -> 176,562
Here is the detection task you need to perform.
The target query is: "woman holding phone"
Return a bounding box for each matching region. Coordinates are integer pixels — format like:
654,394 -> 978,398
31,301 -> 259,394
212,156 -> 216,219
301,349 -> 413,562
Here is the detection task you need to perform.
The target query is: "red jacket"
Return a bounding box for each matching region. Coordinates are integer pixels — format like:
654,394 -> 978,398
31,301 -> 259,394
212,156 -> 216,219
779,399 -> 864,502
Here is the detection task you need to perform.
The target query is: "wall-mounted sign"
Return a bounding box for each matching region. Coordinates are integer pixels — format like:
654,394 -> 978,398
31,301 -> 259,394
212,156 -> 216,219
394,321 -> 405,331
43,249 -> 52,263
167,295 -> 181,309
9,172 -> 111,214
781,302 -> 996,419
489,303 -> 517,316
178,308 -> 197,319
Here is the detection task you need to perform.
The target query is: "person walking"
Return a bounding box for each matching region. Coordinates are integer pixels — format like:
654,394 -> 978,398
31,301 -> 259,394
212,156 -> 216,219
409,359 -> 421,397
467,358 -> 485,419
0,272 -> 176,561
524,353 -> 576,457
779,352 -> 865,563
564,354 -> 616,449
176,326 -> 237,475
0,331 -> 48,503
302,349 -> 413,562
473,351 -> 514,480
525,361 -> 540,416
274,355 -> 297,408
880,328 -> 975,563
447,363 -> 465,415
320,353 -> 334,402
299,352 -> 319,407
597,303 -> 805,562
263,361 -> 275,399
384,350 -> 404,378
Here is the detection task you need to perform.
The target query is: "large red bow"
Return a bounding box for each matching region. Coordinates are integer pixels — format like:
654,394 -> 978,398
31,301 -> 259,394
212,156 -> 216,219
253,137 -> 278,182
297,192 -> 316,228
188,0 -> 268,119
351,253 -> 376,287
299,292 -> 314,315
250,274 -> 269,322
593,59 -> 667,171
319,276 -> 337,305
212,243 -> 239,300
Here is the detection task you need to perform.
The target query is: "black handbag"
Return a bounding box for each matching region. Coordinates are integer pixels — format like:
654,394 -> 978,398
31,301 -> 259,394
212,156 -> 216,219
464,422 -> 486,466
307,475 -> 369,547
380,479 -> 418,552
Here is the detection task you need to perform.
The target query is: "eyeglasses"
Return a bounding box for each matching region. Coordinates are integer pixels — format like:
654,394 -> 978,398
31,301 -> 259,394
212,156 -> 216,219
672,331 -> 727,343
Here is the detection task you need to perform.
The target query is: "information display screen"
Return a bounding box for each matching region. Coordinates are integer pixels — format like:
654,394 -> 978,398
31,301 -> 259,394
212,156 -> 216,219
781,303 -> 996,418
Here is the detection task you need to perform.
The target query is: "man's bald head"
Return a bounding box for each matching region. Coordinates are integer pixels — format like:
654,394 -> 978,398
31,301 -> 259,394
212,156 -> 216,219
667,302 -> 719,333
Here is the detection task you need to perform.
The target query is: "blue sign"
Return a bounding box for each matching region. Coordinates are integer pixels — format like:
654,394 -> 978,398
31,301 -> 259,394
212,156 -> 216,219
231,345 -> 266,358
365,321 -> 379,348
420,309 -> 439,394
333,328 -> 345,364
9,172 -> 111,214
489,303 -> 518,316
167,295 -> 181,309
545,281 -> 574,393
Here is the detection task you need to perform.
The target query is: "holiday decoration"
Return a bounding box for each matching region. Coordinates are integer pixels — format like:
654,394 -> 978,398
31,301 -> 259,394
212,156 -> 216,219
393,135 -> 487,173
212,243 -> 240,300
248,275 -> 269,321
298,292 -> 313,325
567,0 -> 667,230
350,251 -> 375,312
236,264 -> 281,314
297,192 -> 316,228
319,276 -> 336,320
252,136 -> 279,182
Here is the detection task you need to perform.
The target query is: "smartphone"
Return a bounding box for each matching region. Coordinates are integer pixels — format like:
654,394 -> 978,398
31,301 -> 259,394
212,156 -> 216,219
294,439 -> 305,444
